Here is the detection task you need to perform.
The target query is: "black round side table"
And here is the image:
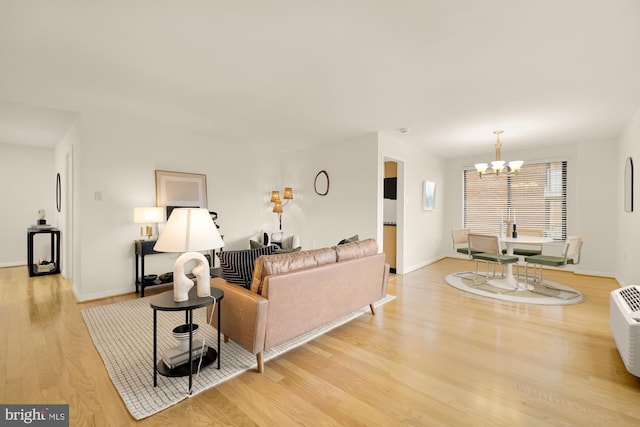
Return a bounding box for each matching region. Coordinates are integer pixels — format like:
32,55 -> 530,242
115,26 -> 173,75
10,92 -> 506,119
150,287 -> 224,393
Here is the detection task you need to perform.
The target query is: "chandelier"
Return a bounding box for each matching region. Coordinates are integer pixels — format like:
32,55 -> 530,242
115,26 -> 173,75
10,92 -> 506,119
474,130 -> 524,177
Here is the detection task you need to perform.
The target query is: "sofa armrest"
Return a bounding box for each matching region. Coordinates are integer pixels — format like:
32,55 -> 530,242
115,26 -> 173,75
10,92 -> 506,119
206,277 -> 268,355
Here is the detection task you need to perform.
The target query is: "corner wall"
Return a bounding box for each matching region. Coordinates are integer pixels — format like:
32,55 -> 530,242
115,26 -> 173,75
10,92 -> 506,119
616,108 -> 640,286
73,113 -> 281,301
379,133 -> 446,273
54,118 -> 79,279
282,134 -> 379,250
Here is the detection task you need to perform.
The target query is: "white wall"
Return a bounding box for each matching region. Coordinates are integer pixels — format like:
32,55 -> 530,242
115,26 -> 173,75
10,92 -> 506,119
573,140 -> 618,275
73,113 -> 281,301
282,134 -> 379,250
442,140 -> 618,276
616,108 -> 640,286
379,133 -> 446,273
0,143 -> 55,266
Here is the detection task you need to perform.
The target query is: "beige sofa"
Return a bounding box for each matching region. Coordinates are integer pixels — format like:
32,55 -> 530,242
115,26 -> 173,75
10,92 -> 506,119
207,238 -> 390,373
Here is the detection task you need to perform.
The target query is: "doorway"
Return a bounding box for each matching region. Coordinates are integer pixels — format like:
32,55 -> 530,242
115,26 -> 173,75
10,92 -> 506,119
382,158 -> 403,274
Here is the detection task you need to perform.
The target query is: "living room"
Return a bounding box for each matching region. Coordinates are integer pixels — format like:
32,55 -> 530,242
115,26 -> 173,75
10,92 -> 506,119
2,109 -> 635,301
2,1 -> 640,425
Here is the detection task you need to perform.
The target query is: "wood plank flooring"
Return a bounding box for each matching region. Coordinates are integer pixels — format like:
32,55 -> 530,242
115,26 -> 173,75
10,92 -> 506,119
1,258 -> 640,426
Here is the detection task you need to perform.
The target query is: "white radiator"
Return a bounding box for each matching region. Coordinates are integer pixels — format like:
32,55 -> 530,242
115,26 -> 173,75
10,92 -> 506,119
610,285 -> 640,377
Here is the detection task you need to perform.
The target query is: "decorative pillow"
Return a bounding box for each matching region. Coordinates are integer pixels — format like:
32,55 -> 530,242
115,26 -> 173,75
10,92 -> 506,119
249,239 -> 265,249
275,246 -> 302,254
218,245 -> 277,289
337,234 -> 359,245
260,232 -> 270,246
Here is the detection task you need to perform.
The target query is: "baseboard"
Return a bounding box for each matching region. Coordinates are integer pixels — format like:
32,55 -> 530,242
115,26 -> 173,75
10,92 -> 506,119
573,268 -> 617,279
74,284 -> 138,302
0,261 -> 26,268
405,255 -> 446,274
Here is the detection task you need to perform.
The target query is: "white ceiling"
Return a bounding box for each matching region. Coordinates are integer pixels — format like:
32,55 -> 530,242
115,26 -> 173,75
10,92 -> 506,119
1,0 -> 639,157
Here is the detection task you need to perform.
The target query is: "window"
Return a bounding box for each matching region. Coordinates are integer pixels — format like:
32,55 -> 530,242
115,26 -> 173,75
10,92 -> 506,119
463,160 -> 567,239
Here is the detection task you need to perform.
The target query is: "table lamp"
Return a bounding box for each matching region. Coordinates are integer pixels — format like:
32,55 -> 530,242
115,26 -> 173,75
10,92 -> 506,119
133,207 -> 164,239
154,208 -> 225,302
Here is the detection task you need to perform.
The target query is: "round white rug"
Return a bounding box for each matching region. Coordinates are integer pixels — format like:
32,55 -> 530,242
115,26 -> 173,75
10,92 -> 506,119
445,272 -> 584,305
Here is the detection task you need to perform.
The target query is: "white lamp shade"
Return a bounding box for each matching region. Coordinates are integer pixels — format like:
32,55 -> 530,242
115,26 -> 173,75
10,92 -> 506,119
133,207 -> 164,224
509,160 -> 524,171
474,163 -> 488,173
154,208 -> 224,252
491,160 -> 506,171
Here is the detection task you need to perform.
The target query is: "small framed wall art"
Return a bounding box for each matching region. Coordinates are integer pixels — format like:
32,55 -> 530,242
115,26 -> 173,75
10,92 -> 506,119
423,180 -> 436,211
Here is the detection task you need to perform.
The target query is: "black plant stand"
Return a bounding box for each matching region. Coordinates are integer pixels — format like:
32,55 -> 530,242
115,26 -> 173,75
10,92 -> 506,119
27,227 -> 61,277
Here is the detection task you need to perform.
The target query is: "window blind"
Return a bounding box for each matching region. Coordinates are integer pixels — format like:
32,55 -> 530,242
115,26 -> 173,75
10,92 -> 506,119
463,160 -> 567,239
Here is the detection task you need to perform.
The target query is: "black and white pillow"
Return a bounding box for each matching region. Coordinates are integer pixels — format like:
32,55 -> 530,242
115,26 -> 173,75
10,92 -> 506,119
337,234 -> 359,245
217,245 -> 276,289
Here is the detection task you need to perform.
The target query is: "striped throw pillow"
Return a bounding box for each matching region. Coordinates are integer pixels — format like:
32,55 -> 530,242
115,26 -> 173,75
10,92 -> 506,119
217,246 -> 277,289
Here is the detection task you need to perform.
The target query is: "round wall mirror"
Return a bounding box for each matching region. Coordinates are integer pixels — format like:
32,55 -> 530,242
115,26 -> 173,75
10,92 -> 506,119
314,170 -> 329,196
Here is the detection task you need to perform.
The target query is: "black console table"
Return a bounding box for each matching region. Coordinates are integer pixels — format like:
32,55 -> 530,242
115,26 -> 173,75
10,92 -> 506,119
135,239 -> 221,297
27,227 -> 61,277
134,239 -> 164,296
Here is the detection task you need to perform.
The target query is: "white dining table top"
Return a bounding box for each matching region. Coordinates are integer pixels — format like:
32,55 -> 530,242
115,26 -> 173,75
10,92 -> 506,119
500,235 -> 553,244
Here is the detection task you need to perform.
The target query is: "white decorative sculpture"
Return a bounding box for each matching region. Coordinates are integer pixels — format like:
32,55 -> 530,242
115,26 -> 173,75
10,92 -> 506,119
172,252 -> 211,302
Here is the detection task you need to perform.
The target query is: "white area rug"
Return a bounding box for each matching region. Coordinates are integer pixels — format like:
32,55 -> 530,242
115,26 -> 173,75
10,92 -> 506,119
82,293 -> 395,420
445,272 -> 584,305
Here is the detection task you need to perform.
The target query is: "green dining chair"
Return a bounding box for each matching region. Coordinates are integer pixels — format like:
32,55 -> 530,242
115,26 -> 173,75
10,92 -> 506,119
468,233 -> 520,285
524,235 -> 583,284
451,228 -> 471,255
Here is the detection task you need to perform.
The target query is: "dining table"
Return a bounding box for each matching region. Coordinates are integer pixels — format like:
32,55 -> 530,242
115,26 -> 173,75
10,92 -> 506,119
491,235 -> 553,290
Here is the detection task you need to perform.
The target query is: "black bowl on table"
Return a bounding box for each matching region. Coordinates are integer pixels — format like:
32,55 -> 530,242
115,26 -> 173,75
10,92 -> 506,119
143,274 -> 158,284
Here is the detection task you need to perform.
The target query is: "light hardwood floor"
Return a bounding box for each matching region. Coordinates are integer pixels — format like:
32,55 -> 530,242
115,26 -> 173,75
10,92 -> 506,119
1,258 -> 640,426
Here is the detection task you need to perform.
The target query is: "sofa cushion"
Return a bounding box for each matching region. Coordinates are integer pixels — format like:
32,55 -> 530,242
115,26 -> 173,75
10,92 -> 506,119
218,245 -> 277,289
250,247 -> 337,294
334,238 -> 378,262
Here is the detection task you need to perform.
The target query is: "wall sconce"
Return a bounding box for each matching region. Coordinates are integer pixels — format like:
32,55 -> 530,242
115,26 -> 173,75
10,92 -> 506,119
271,187 -> 293,230
133,207 -> 164,239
